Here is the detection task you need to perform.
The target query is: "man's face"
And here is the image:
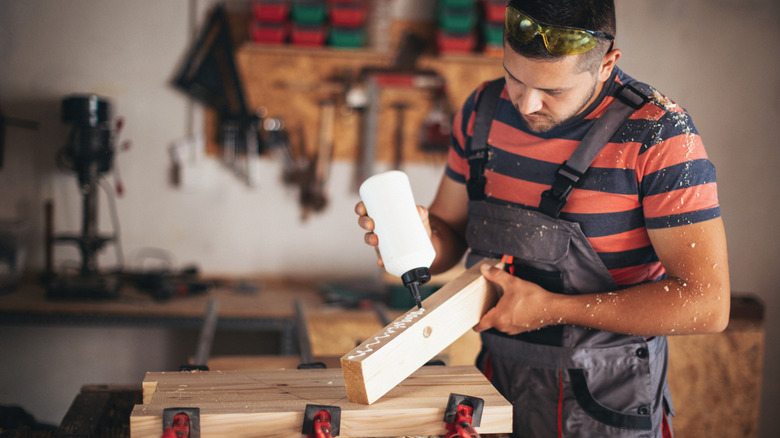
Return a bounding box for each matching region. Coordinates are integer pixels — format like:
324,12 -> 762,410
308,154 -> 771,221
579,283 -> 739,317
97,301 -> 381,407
502,48 -> 602,133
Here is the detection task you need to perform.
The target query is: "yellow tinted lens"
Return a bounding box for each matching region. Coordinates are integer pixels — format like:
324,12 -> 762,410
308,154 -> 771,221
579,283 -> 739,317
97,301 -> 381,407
505,8 -> 538,42
542,28 -> 598,55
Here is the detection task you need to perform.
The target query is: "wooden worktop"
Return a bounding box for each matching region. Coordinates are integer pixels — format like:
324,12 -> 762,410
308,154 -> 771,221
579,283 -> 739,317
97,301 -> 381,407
130,365 -> 513,437
0,276 -> 323,321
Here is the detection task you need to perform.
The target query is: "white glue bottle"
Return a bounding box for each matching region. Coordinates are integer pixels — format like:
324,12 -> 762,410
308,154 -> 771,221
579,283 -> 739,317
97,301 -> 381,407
359,170 -> 436,309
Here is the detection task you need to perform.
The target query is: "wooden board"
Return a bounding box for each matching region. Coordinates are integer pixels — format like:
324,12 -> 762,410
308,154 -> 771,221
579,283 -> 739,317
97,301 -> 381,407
129,365 -> 511,437
341,259 -> 502,405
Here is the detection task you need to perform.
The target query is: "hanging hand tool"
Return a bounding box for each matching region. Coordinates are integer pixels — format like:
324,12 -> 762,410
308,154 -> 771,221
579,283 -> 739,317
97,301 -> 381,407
300,99 -> 336,219
264,117 -> 308,186
390,102 -> 409,170
353,31 -> 442,187
355,78 -> 380,188
419,86 -> 453,154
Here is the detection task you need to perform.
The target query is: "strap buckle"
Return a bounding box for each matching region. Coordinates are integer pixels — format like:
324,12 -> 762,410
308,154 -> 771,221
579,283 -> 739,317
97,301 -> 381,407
539,161 -> 584,218
467,151 -> 488,200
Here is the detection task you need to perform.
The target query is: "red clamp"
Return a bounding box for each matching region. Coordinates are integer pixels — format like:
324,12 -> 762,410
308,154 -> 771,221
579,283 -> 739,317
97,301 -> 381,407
302,404 -> 341,438
161,408 -> 199,438
444,393 -> 484,438
311,411 -> 334,438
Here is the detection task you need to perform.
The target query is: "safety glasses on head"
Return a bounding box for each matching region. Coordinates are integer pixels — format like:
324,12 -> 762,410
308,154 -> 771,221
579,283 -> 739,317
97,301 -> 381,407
505,4 -> 614,56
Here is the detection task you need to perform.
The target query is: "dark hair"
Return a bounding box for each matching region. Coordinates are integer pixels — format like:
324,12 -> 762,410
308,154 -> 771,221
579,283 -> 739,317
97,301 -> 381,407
505,0 -> 616,73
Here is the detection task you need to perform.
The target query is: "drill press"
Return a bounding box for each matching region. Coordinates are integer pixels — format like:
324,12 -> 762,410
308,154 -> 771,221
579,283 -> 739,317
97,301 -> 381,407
45,94 -> 121,299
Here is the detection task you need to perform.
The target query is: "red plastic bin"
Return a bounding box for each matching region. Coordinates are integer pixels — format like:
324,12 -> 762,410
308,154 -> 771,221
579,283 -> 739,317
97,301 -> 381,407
484,2 -> 505,22
291,24 -> 327,46
250,21 -> 289,44
253,1 -> 290,22
330,2 -> 367,27
437,30 -> 476,54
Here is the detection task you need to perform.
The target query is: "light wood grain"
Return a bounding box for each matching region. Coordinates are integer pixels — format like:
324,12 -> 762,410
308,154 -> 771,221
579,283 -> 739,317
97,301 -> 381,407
341,259 -> 502,405
130,365 -> 511,437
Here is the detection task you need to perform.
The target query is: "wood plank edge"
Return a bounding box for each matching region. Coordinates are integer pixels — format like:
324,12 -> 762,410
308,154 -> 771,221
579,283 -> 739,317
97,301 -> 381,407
340,259 -> 501,404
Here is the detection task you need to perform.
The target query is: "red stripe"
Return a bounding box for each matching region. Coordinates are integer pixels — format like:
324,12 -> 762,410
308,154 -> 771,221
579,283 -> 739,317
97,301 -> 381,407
588,228 -> 652,254
558,369 -> 564,438
484,170 -> 547,206
502,255 -> 515,275
565,189 -> 639,214
490,120 -> 578,163
643,182 -> 720,218
635,135 -> 708,177
609,262 -> 666,286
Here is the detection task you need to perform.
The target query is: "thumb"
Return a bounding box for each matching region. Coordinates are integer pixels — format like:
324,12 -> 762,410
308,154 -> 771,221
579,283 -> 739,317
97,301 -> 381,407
480,262 -> 509,284
473,263 -> 507,333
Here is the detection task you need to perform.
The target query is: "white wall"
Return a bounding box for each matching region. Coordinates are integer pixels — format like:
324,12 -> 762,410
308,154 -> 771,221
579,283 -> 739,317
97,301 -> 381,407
1,1 -> 778,436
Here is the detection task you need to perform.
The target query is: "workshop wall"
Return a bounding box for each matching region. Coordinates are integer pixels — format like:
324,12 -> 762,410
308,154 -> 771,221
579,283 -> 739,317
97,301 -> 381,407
1,0 -> 779,436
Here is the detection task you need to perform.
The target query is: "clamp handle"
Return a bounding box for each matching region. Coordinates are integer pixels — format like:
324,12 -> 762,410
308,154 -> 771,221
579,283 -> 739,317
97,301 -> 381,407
444,393 -> 484,438
303,404 -> 341,437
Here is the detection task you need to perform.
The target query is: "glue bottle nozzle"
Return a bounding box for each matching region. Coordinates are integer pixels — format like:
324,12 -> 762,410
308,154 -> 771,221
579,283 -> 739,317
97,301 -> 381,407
402,267 -> 431,310
408,281 -> 423,309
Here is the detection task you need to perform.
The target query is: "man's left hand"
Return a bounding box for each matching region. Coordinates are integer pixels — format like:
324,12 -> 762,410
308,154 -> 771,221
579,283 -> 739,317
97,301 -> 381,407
474,263 -> 557,335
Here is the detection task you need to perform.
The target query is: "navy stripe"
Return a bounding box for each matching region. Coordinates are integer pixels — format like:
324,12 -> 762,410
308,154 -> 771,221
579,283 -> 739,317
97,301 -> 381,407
445,166 -> 466,183
580,167 -> 638,195
489,147 -> 559,186
613,118 -> 654,144
614,112 -> 699,149
489,148 -> 640,196
458,88 -> 479,157
656,110 -> 700,138
637,113 -> 701,155
484,195 -> 537,211
599,246 -> 660,271
562,208 -> 645,238
483,198 -> 646,239
450,130 -> 465,157
645,206 -> 721,229
642,159 -> 716,197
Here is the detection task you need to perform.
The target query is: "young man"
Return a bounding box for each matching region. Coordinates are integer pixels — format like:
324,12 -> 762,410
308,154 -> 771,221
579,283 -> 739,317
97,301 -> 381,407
356,0 -> 730,436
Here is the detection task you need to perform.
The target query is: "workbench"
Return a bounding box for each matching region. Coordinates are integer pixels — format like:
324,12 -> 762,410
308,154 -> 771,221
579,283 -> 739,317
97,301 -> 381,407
0,277 -> 323,355
130,365 -> 513,437
0,277 -> 766,437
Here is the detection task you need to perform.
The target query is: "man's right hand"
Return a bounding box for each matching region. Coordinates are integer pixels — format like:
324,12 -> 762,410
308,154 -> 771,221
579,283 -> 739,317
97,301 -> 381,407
355,201 -> 433,268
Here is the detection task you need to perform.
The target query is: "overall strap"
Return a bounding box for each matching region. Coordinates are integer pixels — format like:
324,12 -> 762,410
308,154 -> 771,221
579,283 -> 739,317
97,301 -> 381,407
538,83 -> 649,218
467,78 -> 505,201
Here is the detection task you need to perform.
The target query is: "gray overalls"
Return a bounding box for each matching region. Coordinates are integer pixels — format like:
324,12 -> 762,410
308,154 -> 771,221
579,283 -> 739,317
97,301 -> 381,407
465,79 -> 674,437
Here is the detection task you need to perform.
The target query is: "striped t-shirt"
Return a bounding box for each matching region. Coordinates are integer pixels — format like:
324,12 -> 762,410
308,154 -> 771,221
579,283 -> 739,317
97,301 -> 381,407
446,67 -> 720,288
